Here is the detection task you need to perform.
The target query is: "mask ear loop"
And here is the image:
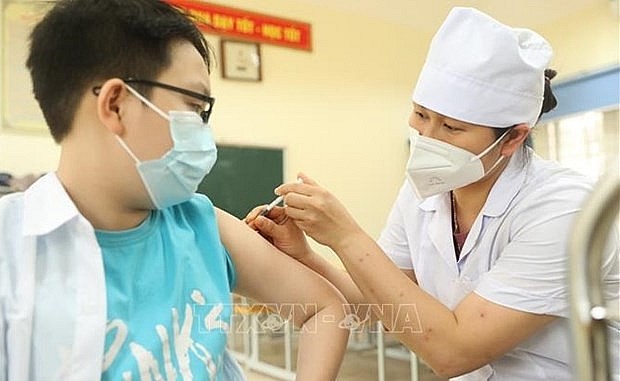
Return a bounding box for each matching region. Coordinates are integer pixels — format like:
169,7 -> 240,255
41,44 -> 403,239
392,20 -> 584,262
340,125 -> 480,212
115,135 -> 140,164
124,84 -> 170,121
474,129 -> 512,176
116,84 -> 171,164
484,154 -> 507,175
473,129 -> 512,161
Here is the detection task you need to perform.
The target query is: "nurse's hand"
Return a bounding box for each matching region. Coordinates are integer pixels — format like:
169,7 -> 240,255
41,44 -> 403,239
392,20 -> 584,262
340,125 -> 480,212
245,205 -> 314,262
275,173 -> 363,251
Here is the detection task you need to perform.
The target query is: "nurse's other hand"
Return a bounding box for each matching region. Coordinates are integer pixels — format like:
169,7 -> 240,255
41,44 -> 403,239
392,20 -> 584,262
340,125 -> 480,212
245,205 -> 313,262
275,173 -> 363,250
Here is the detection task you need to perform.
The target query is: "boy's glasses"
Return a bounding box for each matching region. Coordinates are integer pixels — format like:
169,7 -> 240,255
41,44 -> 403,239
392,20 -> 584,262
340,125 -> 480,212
124,79 -> 215,124
92,79 -> 215,124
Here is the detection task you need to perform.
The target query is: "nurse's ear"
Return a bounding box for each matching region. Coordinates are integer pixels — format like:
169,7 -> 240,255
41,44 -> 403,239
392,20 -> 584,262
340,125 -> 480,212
94,78 -> 129,136
499,124 -> 530,156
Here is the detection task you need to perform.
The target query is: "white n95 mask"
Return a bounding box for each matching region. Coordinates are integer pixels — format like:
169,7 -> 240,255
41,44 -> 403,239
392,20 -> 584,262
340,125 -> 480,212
116,85 -> 217,209
406,129 -> 508,198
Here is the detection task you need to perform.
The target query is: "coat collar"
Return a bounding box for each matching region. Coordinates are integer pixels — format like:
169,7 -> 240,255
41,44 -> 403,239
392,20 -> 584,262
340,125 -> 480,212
481,148 -> 528,217
22,172 -> 82,236
415,150 -> 530,265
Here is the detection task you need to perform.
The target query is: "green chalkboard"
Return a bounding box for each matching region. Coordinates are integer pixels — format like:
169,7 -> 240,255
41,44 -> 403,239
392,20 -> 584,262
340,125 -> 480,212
197,145 -> 283,219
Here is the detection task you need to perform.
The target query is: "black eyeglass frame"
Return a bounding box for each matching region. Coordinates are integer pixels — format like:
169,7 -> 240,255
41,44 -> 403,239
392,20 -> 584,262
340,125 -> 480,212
92,78 -> 215,124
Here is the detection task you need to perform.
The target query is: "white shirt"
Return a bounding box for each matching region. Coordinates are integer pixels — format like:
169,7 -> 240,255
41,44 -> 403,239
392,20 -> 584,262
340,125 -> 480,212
0,173 -> 106,381
378,151 -> 620,381
0,173 -> 246,381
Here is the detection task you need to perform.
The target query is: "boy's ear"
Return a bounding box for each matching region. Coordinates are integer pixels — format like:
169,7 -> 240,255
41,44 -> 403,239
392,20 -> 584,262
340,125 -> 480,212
500,124 -> 530,156
95,78 -> 129,136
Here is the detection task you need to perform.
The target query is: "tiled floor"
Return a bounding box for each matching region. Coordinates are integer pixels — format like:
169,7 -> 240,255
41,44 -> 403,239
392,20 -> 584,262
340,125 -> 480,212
230,329 -> 446,381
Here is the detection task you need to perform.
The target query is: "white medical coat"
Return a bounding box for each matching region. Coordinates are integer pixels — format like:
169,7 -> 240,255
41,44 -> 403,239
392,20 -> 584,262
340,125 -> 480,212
0,173 -> 246,381
378,150 -> 620,381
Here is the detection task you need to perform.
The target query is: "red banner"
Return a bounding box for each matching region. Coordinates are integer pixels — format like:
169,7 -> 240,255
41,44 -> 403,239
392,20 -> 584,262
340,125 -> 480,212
166,0 -> 312,51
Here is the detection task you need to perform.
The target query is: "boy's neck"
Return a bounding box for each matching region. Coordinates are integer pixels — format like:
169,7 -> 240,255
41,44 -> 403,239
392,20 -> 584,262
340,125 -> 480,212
56,155 -> 149,231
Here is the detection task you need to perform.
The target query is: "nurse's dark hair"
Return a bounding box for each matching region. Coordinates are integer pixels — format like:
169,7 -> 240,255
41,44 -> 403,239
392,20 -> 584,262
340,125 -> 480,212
494,69 -> 559,149
26,0 -> 212,143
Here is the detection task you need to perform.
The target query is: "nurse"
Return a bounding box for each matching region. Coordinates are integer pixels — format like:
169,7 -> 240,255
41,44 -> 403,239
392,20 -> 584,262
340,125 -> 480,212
247,7 -> 620,380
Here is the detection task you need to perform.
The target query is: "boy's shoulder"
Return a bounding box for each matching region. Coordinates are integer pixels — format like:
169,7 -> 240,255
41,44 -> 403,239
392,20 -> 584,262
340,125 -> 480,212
174,193 -> 216,218
0,191 -> 24,218
187,192 -> 214,208
0,190 -> 24,206
160,193 -> 220,234
0,192 -> 26,260
0,173 -> 82,239
0,191 -> 25,225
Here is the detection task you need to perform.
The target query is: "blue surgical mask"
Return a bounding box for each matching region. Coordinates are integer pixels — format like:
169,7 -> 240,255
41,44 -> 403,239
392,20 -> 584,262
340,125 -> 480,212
116,85 -> 217,209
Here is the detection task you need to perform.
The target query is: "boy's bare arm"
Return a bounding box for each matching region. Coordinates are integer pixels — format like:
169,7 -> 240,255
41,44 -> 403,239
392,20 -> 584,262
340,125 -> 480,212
216,208 -> 349,380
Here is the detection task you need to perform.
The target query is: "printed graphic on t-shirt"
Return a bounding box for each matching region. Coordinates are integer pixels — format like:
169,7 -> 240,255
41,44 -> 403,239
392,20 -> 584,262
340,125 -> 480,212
102,289 -> 230,381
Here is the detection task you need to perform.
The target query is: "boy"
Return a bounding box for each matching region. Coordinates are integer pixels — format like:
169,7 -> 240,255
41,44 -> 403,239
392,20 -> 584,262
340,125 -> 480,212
0,1 -> 348,380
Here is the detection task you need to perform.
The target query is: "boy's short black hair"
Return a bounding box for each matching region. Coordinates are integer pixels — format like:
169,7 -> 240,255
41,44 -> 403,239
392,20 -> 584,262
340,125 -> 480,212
26,0 -> 212,143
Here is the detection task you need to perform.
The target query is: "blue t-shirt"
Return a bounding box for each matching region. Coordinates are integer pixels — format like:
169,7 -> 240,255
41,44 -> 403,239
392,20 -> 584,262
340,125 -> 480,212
95,195 -> 236,380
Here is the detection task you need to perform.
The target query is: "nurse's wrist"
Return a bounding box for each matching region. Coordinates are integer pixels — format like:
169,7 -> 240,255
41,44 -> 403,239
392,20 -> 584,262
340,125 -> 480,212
297,249 -> 321,268
331,229 -> 371,255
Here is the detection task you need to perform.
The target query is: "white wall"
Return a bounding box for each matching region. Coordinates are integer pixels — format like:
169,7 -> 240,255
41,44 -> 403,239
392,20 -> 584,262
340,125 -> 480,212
203,0 -> 428,248
0,2 -> 62,175
539,1 -> 619,79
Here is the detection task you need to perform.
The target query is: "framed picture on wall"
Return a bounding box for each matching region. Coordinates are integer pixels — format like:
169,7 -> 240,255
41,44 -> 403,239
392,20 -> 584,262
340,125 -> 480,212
220,39 -> 262,82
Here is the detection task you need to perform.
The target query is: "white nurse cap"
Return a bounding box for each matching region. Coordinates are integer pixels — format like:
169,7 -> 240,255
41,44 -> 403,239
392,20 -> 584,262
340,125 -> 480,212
412,7 -> 553,128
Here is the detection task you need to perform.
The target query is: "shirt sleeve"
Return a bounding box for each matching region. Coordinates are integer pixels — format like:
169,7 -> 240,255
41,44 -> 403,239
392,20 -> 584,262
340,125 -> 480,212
475,183 -> 619,318
188,193 -> 238,291
0,195 -> 19,381
0,241 -> 5,381
223,248 -> 237,291
377,183 -> 415,270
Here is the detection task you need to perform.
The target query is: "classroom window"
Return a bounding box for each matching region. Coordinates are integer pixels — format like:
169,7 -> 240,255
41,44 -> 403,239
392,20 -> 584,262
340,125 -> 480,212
535,108 -> 619,179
